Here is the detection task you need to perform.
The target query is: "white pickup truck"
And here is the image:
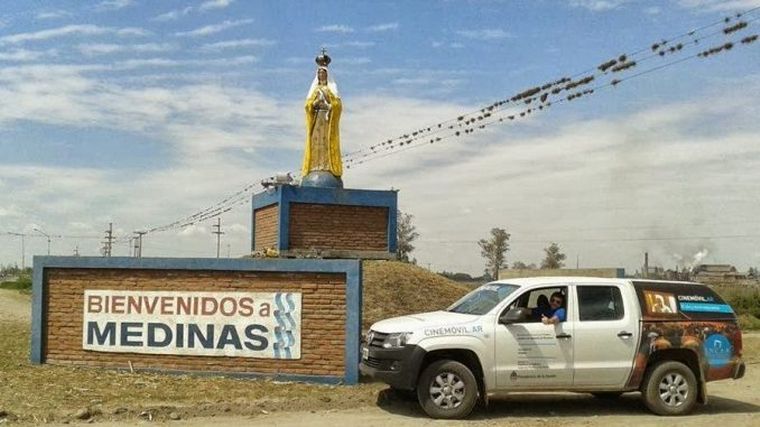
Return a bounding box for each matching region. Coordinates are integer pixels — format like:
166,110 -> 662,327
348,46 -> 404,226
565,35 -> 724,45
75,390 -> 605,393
360,277 -> 745,419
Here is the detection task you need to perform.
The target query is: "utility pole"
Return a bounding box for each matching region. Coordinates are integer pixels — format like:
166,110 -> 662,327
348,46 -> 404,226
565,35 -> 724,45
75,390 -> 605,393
134,231 -> 147,258
212,218 -> 224,258
74,245 -> 80,256
226,244 -> 231,258
102,223 -> 114,257
33,227 -> 51,255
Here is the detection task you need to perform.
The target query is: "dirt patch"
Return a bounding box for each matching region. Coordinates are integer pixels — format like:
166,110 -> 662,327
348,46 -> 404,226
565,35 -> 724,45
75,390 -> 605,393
0,289 -> 30,323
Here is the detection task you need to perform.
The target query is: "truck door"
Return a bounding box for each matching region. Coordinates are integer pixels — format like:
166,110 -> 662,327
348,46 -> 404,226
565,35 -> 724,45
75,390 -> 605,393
494,285 -> 574,389
571,282 -> 639,388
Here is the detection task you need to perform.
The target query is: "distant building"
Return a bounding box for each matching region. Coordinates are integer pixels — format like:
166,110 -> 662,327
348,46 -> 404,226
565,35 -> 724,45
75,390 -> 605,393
498,267 -> 625,280
692,264 -> 747,282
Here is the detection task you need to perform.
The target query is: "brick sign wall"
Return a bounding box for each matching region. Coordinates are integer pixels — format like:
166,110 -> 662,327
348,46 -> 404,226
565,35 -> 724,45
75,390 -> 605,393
289,203 -> 388,252
253,205 -> 279,251
32,258 -> 362,384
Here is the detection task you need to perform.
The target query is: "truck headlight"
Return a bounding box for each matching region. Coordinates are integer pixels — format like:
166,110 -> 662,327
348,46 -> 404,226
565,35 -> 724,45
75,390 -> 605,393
383,332 -> 412,349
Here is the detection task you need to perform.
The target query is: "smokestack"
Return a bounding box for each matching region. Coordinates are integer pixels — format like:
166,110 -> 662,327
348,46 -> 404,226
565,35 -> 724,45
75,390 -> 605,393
644,252 -> 649,279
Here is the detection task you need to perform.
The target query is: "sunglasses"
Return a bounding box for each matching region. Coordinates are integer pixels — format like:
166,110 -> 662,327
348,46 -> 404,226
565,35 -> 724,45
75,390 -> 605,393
550,299 -> 562,304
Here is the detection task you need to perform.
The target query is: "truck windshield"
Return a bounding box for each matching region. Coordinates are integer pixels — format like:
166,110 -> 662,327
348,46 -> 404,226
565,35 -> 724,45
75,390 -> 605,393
448,283 -> 519,315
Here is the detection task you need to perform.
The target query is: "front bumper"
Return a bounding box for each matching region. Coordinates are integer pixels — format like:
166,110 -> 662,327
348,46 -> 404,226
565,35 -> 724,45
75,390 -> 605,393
359,344 -> 427,390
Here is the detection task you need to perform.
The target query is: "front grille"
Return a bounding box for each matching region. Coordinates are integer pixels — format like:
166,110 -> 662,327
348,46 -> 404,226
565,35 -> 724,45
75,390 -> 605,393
364,356 -> 382,368
368,331 -> 388,348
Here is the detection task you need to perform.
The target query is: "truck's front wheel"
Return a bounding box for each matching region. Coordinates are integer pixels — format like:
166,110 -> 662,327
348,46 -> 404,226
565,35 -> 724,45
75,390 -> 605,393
416,359 -> 478,419
642,361 -> 698,416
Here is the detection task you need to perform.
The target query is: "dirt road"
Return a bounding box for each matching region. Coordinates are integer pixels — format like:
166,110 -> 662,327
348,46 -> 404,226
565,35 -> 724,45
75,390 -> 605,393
83,368 -> 759,427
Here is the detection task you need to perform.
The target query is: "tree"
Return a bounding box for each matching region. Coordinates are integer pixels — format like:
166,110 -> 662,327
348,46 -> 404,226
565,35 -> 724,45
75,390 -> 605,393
396,210 -> 419,263
541,242 -> 566,269
749,267 -> 758,279
512,261 -> 537,270
478,228 -> 510,279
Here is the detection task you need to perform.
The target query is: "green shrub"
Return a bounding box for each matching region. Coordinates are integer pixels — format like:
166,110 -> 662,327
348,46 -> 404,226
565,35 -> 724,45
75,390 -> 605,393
738,314 -> 760,330
713,284 -> 760,318
0,275 -> 32,290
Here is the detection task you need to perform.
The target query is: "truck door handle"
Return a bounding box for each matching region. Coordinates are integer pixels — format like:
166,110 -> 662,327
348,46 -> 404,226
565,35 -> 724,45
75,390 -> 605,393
617,331 -> 633,339
556,333 -> 572,339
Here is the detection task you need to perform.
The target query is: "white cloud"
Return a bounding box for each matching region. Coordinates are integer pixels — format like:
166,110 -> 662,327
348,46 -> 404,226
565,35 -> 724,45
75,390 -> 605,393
178,224 -> 208,236
315,24 -> 354,33
152,7 -> 194,22
0,49 -> 56,62
175,19 -> 253,37
200,38 -> 276,51
366,22 -> 399,32
644,6 -> 661,14
78,42 -> 175,56
676,0 -> 760,11
95,0 -> 134,12
456,29 -> 511,40
568,0 -> 632,11
36,10 -> 73,20
0,25 -> 148,44
199,0 -> 235,11
114,55 -> 257,70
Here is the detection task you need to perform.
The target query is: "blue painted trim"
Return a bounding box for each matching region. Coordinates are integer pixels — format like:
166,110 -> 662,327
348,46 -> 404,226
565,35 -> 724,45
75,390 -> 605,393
343,261 -> 363,384
251,188 -> 281,210
279,185 -> 396,208
250,196 -> 256,253
279,194 -> 290,251
30,256 -> 363,384
31,256 -> 360,274
387,199 -> 398,254
30,257 -> 45,364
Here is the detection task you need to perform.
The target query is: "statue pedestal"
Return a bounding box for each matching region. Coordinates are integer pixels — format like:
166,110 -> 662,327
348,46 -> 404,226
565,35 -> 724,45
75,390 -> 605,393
252,185 -> 397,259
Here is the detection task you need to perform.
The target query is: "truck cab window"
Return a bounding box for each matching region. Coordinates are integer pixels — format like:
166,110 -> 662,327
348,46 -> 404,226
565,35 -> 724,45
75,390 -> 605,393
578,286 -> 624,321
505,287 -> 567,323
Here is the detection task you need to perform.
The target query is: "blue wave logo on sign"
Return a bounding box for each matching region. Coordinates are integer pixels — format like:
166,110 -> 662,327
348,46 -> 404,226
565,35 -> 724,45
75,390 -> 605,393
703,334 -> 732,368
273,292 -> 298,359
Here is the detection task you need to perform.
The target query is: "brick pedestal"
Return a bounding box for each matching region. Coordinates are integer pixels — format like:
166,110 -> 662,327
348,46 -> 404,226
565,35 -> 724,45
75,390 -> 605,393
251,185 -> 397,259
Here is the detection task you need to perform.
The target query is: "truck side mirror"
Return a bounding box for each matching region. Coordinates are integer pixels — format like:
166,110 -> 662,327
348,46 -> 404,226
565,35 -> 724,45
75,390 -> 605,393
499,307 -> 530,325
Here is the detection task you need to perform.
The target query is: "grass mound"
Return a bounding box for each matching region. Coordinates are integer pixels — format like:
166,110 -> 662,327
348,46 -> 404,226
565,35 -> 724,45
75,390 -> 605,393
362,260 -> 472,330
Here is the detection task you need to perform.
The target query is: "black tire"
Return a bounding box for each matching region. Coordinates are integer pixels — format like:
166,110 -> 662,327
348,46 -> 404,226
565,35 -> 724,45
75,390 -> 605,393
591,391 -> 623,399
642,361 -> 698,416
416,359 -> 478,419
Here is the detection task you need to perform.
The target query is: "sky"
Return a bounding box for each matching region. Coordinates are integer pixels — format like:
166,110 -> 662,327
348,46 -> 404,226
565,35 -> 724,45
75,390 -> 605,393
0,0 -> 759,275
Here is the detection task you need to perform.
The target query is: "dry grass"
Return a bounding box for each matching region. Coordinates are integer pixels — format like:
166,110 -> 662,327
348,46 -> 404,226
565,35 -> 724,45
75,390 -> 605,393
362,260 -> 471,330
0,318 -> 383,423
0,261 -> 469,423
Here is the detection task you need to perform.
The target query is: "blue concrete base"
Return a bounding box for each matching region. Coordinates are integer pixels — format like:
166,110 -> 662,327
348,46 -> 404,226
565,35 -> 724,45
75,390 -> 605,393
252,185 -> 398,257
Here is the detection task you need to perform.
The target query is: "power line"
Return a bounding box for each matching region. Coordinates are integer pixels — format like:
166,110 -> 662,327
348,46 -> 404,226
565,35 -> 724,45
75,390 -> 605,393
123,7 -> 760,238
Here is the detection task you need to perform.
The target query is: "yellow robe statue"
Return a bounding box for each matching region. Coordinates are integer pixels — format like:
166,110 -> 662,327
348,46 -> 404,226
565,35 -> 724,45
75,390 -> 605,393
301,84 -> 343,178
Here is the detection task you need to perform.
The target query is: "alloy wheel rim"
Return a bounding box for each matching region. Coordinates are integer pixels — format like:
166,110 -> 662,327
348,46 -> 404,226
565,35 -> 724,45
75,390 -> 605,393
658,372 -> 689,407
429,372 -> 466,409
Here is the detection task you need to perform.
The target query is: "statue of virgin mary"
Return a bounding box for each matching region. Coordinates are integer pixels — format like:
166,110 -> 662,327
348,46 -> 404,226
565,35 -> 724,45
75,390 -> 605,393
301,49 -> 343,188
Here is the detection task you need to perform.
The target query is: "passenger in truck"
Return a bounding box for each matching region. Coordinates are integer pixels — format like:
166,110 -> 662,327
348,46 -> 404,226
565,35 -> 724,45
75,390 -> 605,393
541,292 -> 566,325
533,294 -> 552,320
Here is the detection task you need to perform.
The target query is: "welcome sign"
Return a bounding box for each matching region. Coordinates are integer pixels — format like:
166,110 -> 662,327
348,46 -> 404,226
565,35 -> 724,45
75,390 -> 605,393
82,290 -> 301,359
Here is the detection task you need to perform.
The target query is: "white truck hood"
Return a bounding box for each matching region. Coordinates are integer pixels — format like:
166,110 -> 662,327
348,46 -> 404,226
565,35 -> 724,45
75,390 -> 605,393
370,310 -> 480,334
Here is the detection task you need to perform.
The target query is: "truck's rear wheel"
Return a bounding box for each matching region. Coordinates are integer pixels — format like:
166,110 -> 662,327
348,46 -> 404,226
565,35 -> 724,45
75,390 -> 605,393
642,361 -> 698,416
416,359 -> 478,419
